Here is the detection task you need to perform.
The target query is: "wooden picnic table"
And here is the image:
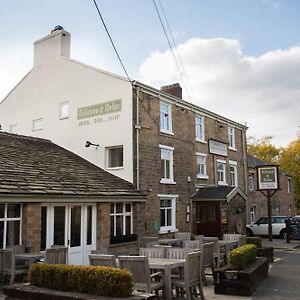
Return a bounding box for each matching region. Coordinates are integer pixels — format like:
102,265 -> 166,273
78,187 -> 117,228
158,238 -> 182,247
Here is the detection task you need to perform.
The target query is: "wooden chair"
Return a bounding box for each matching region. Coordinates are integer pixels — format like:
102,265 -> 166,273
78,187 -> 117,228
182,240 -> 203,251
203,237 -> 223,268
171,251 -> 205,299
201,242 -> 214,286
139,247 -> 165,259
223,234 -> 244,247
166,248 -> 191,259
45,246 -> 68,264
195,235 -> 204,244
8,244 -> 26,254
0,249 -> 28,284
89,254 -> 117,267
139,236 -> 159,248
91,247 -> 108,254
118,255 -> 165,296
175,232 -> 191,241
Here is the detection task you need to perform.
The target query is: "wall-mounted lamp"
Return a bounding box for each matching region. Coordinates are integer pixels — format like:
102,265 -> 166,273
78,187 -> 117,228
85,141 -> 99,148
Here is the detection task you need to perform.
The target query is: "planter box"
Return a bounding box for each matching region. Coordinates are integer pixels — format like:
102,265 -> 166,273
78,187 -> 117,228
257,246 -> 273,263
213,257 -> 268,296
3,283 -> 157,300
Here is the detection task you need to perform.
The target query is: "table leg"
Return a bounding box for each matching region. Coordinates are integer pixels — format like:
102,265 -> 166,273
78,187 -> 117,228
164,265 -> 172,300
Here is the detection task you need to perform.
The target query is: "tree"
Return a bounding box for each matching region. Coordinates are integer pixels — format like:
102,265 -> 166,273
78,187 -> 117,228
279,137 -> 300,213
247,136 -> 282,164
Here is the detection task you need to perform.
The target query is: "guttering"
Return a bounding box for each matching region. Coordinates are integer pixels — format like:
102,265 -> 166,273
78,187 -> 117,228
135,86 -> 141,189
132,81 -> 248,131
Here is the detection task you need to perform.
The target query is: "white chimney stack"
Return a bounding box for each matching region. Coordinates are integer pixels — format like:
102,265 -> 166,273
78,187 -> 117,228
33,25 -> 70,67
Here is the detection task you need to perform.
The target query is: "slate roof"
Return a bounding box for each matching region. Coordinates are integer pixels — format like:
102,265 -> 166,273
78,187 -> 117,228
191,186 -> 247,202
0,132 -> 145,199
247,154 -> 266,168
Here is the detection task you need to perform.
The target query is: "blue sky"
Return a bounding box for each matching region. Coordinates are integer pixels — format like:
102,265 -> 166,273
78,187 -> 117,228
1,0 -> 300,146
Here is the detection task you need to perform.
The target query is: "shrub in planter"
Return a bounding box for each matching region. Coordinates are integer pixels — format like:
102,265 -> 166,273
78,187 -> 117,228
29,263 -> 133,297
229,244 -> 257,271
246,236 -> 262,248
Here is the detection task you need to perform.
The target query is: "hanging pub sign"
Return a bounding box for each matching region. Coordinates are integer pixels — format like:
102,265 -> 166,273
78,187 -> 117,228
256,165 -> 279,191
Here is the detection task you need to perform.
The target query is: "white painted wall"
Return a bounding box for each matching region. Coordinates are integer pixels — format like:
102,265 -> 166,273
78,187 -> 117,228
0,29 -> 133,182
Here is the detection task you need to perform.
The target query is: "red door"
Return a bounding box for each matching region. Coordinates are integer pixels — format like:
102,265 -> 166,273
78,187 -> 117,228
196,202 -> 221,237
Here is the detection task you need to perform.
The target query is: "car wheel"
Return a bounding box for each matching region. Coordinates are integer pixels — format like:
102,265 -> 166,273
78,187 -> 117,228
246,228 -> 253,237
280,229 -> 287,239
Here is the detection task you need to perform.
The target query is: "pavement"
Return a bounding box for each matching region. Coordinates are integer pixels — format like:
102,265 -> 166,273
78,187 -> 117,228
1,238 -> 300,299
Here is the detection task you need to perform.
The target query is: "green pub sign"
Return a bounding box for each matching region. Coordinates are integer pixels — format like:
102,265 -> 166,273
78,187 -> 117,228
257,165 -> 279,190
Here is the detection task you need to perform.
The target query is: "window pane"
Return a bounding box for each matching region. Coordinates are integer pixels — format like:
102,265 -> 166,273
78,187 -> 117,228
108,147 -> 123,168
160,209 -> 166,227
125,216 -> 131,235
70,206 -> 81,247
111,203 -> 114,214
116,203 -> 123,214
0,204 -> 4,218
198,205 -> 206,223
0,221 -> 3,248
86,206 -> 92,245
7,204 -> 20,218
110,216 -> 114,236
54,207 -> 65,245
40,207 -> 47,251
6,220 -> 20,246
166,208 -> 172,226
125,204 -> 131,212
116,215 -> 123,236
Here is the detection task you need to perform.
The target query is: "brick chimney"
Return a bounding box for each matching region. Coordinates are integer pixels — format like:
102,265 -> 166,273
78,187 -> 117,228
160,83 -> 182,99
34,25 -> 70,67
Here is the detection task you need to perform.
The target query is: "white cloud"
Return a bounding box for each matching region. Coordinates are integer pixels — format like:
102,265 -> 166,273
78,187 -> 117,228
139,37 -> 300,147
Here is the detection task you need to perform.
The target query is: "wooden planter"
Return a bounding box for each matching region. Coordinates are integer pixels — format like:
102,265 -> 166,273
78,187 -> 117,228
257,246 -> 274,263
213,257 -> 268,296
3,283 -> 157,300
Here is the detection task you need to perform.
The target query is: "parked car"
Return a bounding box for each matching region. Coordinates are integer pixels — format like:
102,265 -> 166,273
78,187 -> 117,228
246,216 -> 288,238
292,215 -> 300,223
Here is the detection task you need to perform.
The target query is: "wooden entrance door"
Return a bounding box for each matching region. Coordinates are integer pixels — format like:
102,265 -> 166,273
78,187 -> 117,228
196,202 -> 221,237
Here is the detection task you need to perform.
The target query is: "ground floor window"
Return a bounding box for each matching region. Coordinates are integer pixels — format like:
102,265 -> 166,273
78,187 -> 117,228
110,203 -> 136,244
0,203 -> 22,248
250,205 -> 256,223
159,194 -> 177,233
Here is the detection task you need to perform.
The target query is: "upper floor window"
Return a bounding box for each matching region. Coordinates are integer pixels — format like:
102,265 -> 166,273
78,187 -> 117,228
217,160 -> 227,186
196,153 -> 208,179
228,127 -> 236,150
59,101 -> 69,119
9,124 -> 17,134
32,118 -> 44,131
160,145 -> 175,184
249,174 -> 254,191
106,146 -> 123,169
195,115 -> 205,142
229,160 -> 238,187
160,102 -> 172,134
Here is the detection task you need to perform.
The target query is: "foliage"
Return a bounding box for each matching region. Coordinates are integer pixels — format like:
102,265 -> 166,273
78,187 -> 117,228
279,137 -> 300,213
247,136 -> 282,164
246,236 -> 262,248
29,263 -> 133,297
229,244 -> 257,271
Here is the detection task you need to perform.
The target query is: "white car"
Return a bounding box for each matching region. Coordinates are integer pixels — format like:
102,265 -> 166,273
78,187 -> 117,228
246,216 -> 288,238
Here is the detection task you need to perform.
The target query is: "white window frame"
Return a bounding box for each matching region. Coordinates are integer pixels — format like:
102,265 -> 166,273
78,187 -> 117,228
228,126 -> 236,150
59,101 -> 69,120
110,203 -> 133,237
160,145 -> 175,184
0,203 -> 22,248
249,173 -> 254,191
160,101 -> 173,134
195,115 -> 205,143
217,159 -> 227,186
32,118 -> 44,131
196,152 -> 208,179
106,145 -> 124,169
250,205 -> 256,223
229,160 -> 238,187
158,194 -> 178,233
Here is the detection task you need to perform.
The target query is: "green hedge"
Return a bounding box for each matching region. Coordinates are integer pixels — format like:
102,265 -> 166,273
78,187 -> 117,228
229,244 -> 257,271
29,264 -> 133,297
246,236 -> 262,248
